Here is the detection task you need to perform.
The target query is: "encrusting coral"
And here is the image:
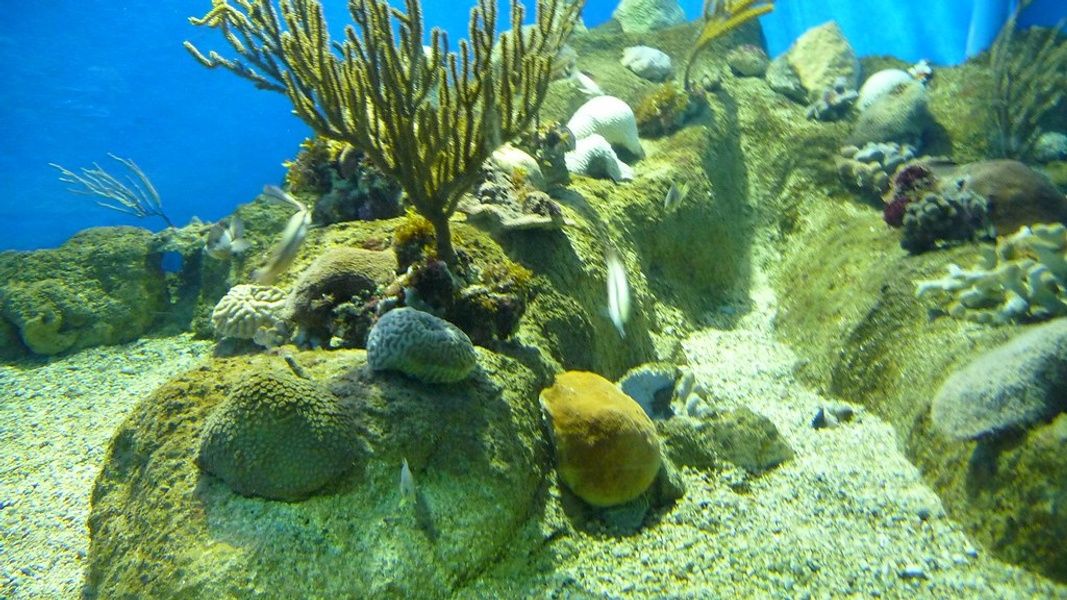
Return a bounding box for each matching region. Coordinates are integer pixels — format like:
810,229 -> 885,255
915,223 -> 1067,324
185,0 -> 582,265
197,369 -> 362,501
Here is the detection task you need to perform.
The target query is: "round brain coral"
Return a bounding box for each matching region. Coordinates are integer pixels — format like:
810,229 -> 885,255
366,307 -> 477,383
197,370 -> 360,501
539,371 -> 662,507
286,247 -> 397,338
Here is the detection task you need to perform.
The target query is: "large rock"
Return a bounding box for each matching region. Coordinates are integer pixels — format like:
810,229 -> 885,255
612,0 -> 684,33
0,227 -> 167,356
84,349 -> 549,599
784,21 -> 861,101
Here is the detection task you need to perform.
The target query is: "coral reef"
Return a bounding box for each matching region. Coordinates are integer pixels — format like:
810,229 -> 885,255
567,95 -> 645,158
931,319 -> 1067,440
725,44 -> 769,78
634,82 -> 703,137
285,247 -> 397,344
915,223 -> 1067,324
210,283 -> 288,346
612,0 -> 684,33
187,0 -> 581,264
366,307 -> 477,383
539,371 -> 663,507
835,142 -> 916,201
684,0 -> 775,90
197,369 -> 361,501
805,76 -> 858,121
0,227 -> 167,356
565,134 -> 635,181
899,188 -> 994,254
847,78 -> 931,148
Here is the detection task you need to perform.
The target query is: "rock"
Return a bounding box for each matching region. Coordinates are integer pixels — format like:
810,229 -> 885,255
197,370 -> 362,501
567,96 -> 645,158
0,227 -> 167,356
84,348 -> 549,599
726,44 -> 770,78
766,56 -> 807,103
490,144 -> 547,190
617,362 -> 678,419
539,371 -> 663,507
611,0 -> 684,33
706,408 -> 793,473
620,45 -> 672,82
366,307 -> 477,384
931,318 -> 1067,440
954,160 -> 1067,234
805,76 -> 859,121
783,21 -> 861,101
847,79 -> 931,148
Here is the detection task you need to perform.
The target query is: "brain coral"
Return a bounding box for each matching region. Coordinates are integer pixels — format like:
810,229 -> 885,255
566,96 -> 645,158
539,371 -> 662,507
366,307 -> 477,383
286,247 -> 396,338
211,284 -> 287,340
197,370 -> 360,501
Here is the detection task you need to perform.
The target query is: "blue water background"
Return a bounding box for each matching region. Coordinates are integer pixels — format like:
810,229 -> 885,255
1,0 -> 1062,251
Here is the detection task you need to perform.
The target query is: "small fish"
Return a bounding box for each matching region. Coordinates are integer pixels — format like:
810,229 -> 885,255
605,246 -> 631,338
251,185 -> 310,284
571,70 -> 603,97
399,458 -> 416,508
663,181 -> 690,211
204,215 -> 250,260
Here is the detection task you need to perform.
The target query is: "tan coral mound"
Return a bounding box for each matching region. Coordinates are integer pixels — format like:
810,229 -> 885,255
539,371 -> 662,507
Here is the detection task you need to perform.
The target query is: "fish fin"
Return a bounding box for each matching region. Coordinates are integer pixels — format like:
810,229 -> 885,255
262,185 -> 304,211
230,239 -> 251,255
231,215 -> 245,238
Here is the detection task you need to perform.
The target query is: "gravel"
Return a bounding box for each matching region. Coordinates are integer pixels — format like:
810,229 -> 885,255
0,335 -> 212,599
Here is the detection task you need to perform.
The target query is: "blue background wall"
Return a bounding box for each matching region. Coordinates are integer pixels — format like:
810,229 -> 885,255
0,0 -> 1062,251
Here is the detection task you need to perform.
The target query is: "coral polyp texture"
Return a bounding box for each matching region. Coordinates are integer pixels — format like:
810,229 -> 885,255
539,370 -> 663,507
210,283 -> 288,340
366,307 -> 477,383
916,223 -> 1067,324
567,96 -> 645,158
197,370 -> 361,501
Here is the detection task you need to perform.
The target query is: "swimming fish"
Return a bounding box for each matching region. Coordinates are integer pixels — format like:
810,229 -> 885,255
204,215 -> 250,260
605,246 -> 631,338
663,181 -> 690,211
251,185 -> 310,284
399,458 -> 416,508
571,70 -> 603,97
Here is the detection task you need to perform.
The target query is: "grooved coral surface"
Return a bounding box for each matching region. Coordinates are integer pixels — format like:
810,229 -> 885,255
210,283 -> 287,340
197,370 -> 360,501
540,370 -> 662,507
366,307 -> 477,383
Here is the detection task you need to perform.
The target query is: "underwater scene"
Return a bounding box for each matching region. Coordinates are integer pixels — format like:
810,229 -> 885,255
2,0 -> 1067,597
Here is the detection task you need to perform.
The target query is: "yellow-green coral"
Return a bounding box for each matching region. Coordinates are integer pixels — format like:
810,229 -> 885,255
635,83 -> 701,137
282,136 -> 347,194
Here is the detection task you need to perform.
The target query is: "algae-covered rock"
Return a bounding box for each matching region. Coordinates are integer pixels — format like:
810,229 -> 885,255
198,370 -> 362,501
539,370 -> 663,507
84,348 -> 550,599
286,247 -> 397,341
705,408 -> 794,473
0,227 -> 166,357
783,21 -> 861,100
611,0 -> 684,34
931,319 -> 1067,440
847,79 -> 932,148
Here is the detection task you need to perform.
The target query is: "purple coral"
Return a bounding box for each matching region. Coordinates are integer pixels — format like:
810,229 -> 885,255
883,162 -> 936,227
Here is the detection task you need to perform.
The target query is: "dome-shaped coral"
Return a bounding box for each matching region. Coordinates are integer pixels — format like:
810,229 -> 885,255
210,284 -> 287,341
539,371 -> 662,507
286,247 -> 396,340
366,307 -> 477,383
197,370 -> 360,501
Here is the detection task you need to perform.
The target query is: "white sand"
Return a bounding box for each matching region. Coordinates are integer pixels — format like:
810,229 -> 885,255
0,335 -> 212,599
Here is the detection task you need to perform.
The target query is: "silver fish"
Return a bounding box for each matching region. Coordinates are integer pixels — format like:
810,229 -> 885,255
605,246 -> 631,338
204,215 -> 250,260
251,185 -> 310,284
399,458 -> 416,508
663,181 -> 690,211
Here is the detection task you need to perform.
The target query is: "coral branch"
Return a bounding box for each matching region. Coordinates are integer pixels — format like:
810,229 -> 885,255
50,154 -> 174,227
